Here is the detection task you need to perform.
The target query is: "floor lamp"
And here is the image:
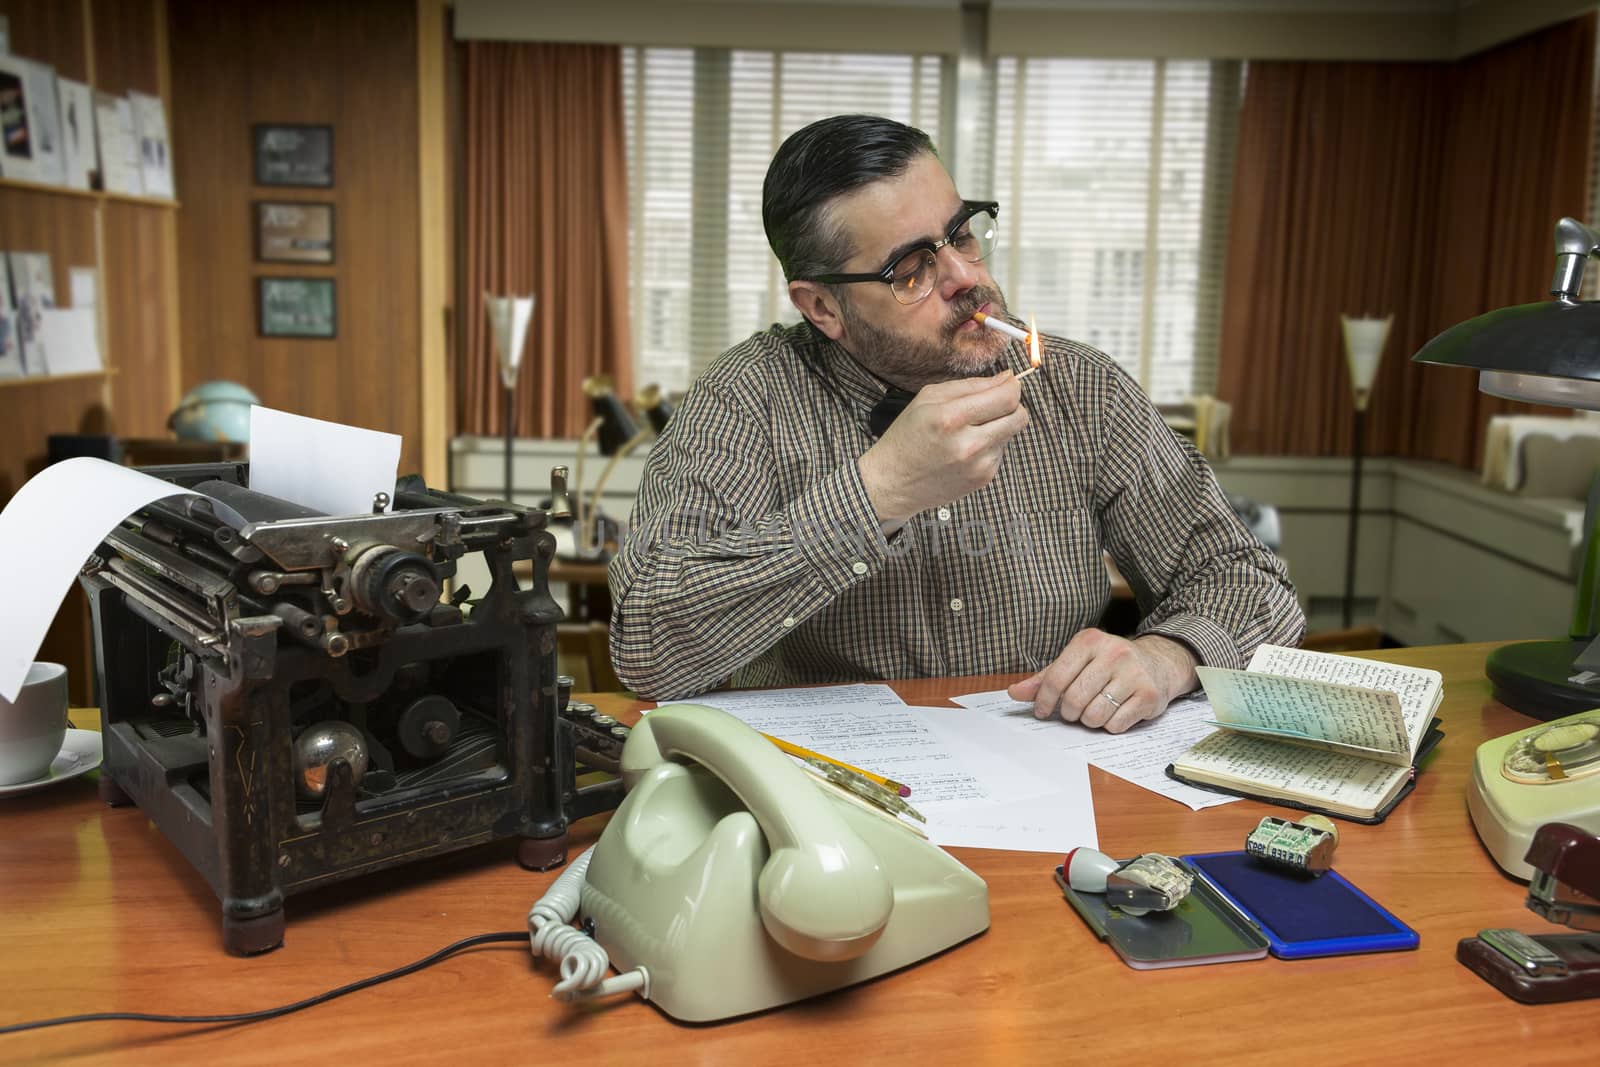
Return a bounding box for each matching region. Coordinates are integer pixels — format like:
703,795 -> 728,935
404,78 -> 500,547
1341,313 -> 1392,628
485,294 -> 535,503
1414,216 -> 1600,720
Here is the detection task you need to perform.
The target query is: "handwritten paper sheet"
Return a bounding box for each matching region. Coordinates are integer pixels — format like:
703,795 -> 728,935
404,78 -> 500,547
684,689 -> 1054,808
677,686 -> 1096,852
912,706 -> 1096,852
949,689 -> 1239,811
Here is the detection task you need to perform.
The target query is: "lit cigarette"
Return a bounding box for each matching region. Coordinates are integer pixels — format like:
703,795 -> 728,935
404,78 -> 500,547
971,311 -> 1031,345
1014,314 -> 1044,382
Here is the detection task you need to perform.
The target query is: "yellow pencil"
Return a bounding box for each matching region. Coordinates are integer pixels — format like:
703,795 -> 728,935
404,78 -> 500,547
762,733 -> 912,798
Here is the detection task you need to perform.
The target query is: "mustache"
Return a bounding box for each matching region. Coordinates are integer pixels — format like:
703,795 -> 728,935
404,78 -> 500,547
946,287 -> 1006,336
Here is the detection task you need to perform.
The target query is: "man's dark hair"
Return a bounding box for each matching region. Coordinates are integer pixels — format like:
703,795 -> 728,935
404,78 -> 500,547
763,114 -> 937,283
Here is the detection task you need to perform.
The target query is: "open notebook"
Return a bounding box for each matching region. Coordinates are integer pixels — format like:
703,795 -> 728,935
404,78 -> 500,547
1166,644 -> 1444,822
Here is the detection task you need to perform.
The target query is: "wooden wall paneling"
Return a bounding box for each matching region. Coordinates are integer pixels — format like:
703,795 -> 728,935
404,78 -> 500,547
168,0 -> 425,474
102,202 -> 178,436
89,0 -> 160,93
0,0 -> 89,81
337,0 -> 422,474
245,1 -> 348,432
167,0 -> 251,405
418,0 -> 451,489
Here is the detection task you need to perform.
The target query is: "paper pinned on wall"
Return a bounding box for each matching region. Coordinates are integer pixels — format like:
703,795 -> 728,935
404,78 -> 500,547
56,77 -> 96,191
68,266 -> 97,309
93,90 -> 141,196
34,307 -> 99,375
0,458 -> 222,702
248,406 -> 402,517
19,58 -> 63,186
128,91 -> 173,199
0,256 -> 20,379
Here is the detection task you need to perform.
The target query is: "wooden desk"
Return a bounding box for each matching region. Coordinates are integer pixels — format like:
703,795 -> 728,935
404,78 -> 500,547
1,643 -> 1588,1062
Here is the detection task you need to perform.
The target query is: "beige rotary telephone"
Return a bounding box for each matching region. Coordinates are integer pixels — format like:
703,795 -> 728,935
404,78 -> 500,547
526,703 -> 990,1022
1468,708 -> 1600,878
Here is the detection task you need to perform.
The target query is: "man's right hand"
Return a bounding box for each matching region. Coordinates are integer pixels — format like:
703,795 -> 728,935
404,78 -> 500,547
857,370 -> 1029,526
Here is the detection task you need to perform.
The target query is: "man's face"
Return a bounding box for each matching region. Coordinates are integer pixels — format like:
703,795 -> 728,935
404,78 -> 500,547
823,153 -> 1010,390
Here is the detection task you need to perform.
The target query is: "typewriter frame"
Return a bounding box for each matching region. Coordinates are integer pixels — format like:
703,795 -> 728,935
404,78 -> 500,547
82,463 -> 622,955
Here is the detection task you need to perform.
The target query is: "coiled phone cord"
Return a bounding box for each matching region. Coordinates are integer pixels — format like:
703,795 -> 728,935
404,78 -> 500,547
527,845 -> 648,1002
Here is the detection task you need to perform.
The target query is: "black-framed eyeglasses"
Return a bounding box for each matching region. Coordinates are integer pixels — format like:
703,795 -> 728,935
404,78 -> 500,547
804,200 -> 1000,306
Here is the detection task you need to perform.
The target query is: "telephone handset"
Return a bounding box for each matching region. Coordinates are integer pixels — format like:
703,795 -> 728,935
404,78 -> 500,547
528,703 -> 990,1022
617,701 -> 895,961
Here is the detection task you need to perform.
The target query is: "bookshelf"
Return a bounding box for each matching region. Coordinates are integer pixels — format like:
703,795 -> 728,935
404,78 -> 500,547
0,0 -> 180,700
0,175 -> 180,208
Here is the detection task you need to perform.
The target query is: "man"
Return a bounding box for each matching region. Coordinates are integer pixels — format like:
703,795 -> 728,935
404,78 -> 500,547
608,114 -> 1304,732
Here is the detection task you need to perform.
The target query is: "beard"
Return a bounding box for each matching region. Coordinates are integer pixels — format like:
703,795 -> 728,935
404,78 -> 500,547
839,284 -> 1012,391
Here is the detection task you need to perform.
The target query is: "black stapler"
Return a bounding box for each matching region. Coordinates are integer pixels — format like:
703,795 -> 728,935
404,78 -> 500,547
1457,822 -> 1600,1003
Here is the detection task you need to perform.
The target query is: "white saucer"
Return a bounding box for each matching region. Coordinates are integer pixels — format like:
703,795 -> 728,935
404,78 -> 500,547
0,730 -> 104,797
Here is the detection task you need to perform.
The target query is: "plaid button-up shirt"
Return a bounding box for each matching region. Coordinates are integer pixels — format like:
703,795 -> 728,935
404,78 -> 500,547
608,322 -> 1304,700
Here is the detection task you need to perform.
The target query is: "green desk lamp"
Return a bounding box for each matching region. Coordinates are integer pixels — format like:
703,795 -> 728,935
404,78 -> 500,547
1413,216 -> 1600,720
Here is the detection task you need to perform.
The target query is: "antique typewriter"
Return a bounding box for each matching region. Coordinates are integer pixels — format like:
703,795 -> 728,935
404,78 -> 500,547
80,463 -> 627,955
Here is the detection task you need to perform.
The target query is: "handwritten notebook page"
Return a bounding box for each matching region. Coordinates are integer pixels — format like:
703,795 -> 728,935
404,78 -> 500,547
1246,644 -> 1442,751
1193,669 -> 1411,765
1177,729 -> 1409,812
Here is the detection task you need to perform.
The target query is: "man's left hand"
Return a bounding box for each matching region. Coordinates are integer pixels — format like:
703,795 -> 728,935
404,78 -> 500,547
1006,631 -> 1199,733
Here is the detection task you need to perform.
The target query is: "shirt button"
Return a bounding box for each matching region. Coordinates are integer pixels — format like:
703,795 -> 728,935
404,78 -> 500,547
781,616 -> 796,628
950,597 -> 964,612
851,561 -> 868,575
936,507 -> 952,522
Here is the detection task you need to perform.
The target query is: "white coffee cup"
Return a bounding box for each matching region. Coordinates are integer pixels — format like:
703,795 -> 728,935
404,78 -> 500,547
0,662 -> 69,786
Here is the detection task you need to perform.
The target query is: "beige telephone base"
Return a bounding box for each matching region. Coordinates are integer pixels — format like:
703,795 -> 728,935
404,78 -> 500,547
1468,708 -> 1600,879
577,702 -> 990,1023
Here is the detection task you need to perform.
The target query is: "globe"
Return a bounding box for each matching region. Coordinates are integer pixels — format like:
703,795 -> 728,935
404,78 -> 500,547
169,381 -> 260,443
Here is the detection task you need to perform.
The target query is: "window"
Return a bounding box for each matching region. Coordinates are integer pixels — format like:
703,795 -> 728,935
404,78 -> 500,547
990,57 -> 1240,403
623,49 -> 1239,402
624,47 -> 944,392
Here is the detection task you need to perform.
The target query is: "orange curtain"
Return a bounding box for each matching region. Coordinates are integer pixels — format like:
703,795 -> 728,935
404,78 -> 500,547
459,42 -> 633,439
1219,15 -> 1595,467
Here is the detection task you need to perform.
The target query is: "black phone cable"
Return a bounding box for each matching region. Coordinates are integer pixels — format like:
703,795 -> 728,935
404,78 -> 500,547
0,931 -> 527,1036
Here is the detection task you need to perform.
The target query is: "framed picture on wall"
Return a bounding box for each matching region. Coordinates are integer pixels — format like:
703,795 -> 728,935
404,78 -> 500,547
258,277 -> 336,339
252,123 -> 332,187
255,201 -> 334,264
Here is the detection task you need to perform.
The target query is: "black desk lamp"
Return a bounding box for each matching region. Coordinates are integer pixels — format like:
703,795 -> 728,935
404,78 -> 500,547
575,376 -> 648,557
635,383 -> 675,436
1413,216 -> 1600,719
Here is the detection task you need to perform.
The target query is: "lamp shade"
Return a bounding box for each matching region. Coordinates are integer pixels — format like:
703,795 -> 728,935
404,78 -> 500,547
636,383 -> 674,436
583,375 -> 641,455
1412,299 -> 1600,410
1341,314 -> 1392,411
485,294 -> 535,390
1413,216 -> 1600,410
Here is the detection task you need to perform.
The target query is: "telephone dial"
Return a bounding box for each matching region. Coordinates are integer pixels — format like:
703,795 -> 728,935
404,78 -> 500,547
527,702 -> 991,1022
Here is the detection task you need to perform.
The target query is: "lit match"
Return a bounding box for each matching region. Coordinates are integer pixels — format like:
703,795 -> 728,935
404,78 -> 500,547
1014,314 -> 1043,382
971,310 -> 1031,345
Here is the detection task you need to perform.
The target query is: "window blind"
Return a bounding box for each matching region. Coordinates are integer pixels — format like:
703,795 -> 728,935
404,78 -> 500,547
625,47 -> 945,388
991,57 -> 1239,403
625,48 -> 1237,401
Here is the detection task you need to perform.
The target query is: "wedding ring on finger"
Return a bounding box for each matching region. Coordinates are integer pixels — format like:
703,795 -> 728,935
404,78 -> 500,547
1099,690 -> 1123,708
